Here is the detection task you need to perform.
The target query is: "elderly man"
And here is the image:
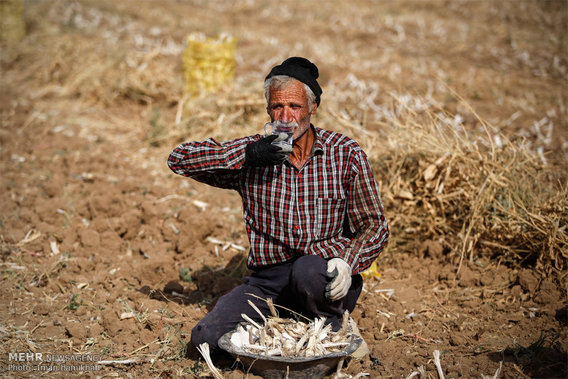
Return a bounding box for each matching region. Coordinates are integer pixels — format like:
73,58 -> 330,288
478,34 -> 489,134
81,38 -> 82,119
168,57 -> 389,355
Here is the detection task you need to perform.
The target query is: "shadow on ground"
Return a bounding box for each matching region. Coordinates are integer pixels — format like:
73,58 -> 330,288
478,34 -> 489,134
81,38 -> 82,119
487,331 -> 568,379
138,253 -> 250,311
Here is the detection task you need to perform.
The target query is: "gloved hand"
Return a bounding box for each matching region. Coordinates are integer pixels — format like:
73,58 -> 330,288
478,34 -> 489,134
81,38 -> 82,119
325,258 -> 352,301
274,132 -> 293,153
245,134 -> 289,167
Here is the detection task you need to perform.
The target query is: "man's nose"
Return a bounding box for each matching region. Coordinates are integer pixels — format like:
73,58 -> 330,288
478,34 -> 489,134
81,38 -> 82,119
280,107 -> 294,122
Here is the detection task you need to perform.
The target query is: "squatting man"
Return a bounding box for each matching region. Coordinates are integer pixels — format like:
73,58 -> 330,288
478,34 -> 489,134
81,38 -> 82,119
168,57 -> 389,358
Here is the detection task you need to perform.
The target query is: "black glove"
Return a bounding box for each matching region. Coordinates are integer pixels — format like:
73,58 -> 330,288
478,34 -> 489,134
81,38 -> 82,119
245,134 -> 288,167
325,266 -> 338,299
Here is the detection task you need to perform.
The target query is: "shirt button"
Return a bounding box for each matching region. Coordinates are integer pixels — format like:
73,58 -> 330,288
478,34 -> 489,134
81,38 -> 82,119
294,225 -> 300,230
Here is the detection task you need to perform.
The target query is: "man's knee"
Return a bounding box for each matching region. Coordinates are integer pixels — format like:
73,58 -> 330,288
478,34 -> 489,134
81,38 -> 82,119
189,290 -> 243,350
190,320 -> 216,348
291,255 -> 327,294
189,283 -> 275,350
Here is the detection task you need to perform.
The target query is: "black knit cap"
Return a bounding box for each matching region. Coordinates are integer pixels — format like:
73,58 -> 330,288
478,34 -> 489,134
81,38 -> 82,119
265,57 -> 323,106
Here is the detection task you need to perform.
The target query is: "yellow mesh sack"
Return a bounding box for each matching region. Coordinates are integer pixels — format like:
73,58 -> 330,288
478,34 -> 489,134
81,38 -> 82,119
0,0 -> 25,44
182,33 -> 237,95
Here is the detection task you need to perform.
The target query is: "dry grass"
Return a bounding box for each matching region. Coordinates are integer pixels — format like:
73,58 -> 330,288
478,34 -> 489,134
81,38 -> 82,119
364,92 -> 567,272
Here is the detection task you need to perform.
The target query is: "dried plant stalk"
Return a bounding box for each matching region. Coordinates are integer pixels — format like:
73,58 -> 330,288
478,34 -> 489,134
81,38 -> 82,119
433,350 -> 445,379
196,343 -> 224,379
267,298 -> 278,317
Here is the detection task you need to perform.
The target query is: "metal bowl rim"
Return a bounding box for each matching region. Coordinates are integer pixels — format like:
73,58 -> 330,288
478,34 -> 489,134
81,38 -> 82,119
218,328 -> 362,363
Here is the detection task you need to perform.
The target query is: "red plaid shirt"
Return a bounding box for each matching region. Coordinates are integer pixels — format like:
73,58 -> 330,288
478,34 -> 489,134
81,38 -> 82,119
167,126 -> 389,274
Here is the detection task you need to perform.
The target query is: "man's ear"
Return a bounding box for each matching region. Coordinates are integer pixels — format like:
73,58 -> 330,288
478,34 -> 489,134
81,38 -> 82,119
310,102 -> 318,115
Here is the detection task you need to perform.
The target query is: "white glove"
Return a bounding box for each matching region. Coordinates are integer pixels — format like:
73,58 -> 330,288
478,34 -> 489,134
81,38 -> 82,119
325,258 -> 352,301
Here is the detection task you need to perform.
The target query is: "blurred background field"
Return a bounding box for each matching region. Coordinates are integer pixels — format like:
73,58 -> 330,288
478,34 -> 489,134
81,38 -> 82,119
1,0 -> 566,377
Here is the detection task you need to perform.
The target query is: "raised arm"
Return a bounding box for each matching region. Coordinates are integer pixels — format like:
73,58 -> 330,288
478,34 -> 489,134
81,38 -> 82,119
167,136 -> 253,190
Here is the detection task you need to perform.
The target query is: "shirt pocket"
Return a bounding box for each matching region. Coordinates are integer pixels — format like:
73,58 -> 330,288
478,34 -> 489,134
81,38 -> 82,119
316,197 -> 346,238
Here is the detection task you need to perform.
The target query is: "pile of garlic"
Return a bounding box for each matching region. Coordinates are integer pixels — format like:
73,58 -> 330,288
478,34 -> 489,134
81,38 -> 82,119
229,299 -> 354,357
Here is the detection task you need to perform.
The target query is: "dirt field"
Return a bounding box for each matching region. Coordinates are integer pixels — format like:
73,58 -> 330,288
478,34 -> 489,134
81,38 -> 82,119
1,0 -> 567,378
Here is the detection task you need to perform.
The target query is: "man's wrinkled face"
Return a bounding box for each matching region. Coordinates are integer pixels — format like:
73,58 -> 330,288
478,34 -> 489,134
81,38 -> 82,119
267,80 -> 316,141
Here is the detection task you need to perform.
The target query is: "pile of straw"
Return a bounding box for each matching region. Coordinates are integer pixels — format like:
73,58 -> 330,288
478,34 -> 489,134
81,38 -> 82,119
361,93 -> 567,272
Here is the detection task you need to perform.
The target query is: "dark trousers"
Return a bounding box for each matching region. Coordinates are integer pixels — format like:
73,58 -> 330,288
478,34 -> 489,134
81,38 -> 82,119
190,255 -> 363,350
